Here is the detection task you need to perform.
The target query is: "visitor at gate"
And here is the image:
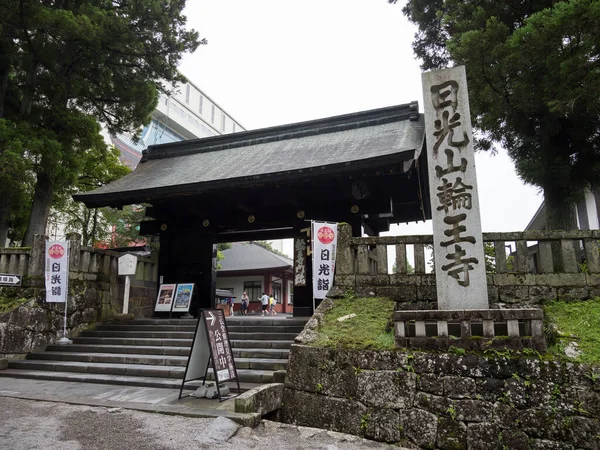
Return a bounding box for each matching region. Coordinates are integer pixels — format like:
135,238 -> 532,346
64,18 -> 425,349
226,297 -> 234,316
241,291 -> 249,315
269,294 -> 277,316
260,292 -> 269,316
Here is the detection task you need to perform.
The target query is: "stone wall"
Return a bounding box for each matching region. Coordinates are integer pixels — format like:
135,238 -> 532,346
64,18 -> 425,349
281,345 -> 600,449
0,234 -> 157,357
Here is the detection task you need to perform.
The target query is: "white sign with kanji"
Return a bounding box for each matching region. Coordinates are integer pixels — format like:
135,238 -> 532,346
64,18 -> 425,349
312,221 -> 337,300
422,65 -> 488,309
45,241 -> 70,303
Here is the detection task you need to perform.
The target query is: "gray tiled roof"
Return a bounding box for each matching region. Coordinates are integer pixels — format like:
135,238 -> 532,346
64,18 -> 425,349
75,103 -> 424,207
218,242 -> 293,272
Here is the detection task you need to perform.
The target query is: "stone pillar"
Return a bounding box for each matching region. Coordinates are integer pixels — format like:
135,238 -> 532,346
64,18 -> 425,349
28,234 -> 48,277
66,233 -> 82,272
422,66 -> 488,310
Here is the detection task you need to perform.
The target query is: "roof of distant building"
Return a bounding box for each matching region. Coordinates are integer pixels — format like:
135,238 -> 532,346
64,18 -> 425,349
218,242 -> 293,272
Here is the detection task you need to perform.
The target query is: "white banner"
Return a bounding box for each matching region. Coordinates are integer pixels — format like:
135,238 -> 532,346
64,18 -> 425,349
45,241 -> 70,303
312,221 -> 338,300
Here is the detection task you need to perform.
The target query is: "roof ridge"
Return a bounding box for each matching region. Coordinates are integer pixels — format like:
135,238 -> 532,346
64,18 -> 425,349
141,102 -> 420,162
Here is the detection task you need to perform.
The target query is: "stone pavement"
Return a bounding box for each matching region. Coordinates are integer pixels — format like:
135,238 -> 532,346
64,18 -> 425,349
0,376 -> 257,424
0,382 -> 400,449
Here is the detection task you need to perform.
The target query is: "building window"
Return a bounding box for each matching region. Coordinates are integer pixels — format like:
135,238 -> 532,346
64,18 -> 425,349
244,281 -> 262,303
199,95 -> 203,114
185,84 -> 190,104
211,104 -> 215,123
272,282 -> 282,303
221,113 -> 226,132
232,123 -> 236,133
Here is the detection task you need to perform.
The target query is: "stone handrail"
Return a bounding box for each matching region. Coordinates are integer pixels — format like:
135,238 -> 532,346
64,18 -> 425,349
339,228 -> 600,275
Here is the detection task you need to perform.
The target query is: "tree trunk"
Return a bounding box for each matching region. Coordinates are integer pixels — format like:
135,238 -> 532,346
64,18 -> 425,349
544,186 -> 578,231
0,202 -> 9,247
22,171 -> 53,247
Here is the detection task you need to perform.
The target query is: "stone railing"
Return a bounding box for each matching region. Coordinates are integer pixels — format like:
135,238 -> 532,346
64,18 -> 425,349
0,234 -> 158,356
0,234 -> 157,286
334,224 -> 600,307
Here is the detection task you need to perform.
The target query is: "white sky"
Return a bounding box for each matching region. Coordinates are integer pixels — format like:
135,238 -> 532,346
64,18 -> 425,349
179,0 -> 543,245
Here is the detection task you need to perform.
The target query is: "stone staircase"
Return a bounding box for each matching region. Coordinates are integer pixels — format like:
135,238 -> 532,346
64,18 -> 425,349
0,316 -> 308,391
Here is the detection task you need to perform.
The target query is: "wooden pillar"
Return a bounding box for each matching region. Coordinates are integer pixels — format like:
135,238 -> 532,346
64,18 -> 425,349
292,227 -> 313,317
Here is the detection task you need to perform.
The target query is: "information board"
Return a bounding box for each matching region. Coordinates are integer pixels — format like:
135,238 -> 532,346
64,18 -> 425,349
204,309 -> 237,383
178,309 -> 240,402
154,283 -> 177,312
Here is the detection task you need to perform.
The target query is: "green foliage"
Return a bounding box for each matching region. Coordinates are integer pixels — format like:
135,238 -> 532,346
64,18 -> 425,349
0,296 -> 28,314
310,296 -> 396,350
544,297 -> 600,363
400,0 -> 600,230
0,0 -> 202,244
315,383 -> 324,394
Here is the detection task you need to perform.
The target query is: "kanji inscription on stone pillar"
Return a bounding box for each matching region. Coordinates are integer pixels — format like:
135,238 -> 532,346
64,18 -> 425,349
422,65 -> 489,310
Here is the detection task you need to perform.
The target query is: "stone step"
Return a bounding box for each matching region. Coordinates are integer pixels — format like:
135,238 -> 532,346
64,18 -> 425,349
231,348 -> 290,359
26,352 -> 288,371
97,324 -> 197,332
224,325 -> 305,333
228,332 -> 298,341
96,324 -> 305,334
230,340 -> 294,349
79,330 -> 298,341
45,344 -> 192,357
27,352 -> 188,367
71,336 -> 294,349
72,337 -> 193,347
7,360 -> 275,383
80,330 -> 196,339
0,369 -> 264,391
44,344 -> 290,359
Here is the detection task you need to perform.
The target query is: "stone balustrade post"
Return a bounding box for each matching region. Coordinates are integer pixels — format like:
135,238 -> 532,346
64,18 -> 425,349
28,234 -> 48,277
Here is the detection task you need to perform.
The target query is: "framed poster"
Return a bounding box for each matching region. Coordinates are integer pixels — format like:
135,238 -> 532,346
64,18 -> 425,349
154,283 -> 177,312
172,283 -> 194,312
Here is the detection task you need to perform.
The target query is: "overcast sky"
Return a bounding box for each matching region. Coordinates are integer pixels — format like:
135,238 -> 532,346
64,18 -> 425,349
179,0 -> 543,240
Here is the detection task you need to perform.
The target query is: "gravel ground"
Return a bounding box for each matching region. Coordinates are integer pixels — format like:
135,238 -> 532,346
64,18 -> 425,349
0,397 -> 398,450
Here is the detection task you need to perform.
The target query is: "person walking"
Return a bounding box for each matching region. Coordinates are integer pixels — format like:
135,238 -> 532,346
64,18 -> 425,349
269,294 -> 277,316
241,291 -> 249,316
260,292 -> 269,316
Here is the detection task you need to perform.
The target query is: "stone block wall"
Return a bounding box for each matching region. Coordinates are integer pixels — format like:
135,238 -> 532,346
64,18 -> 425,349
281,345 -> 600,449
0,234 -> 158,356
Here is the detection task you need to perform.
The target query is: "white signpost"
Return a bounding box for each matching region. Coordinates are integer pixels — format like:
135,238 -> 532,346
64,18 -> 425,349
118,253 -> 138,314
45,240 -> 72,344
422,65 -> 489,310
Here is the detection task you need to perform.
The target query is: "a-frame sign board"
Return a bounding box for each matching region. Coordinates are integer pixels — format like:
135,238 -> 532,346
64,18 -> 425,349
178,309 -> 240,402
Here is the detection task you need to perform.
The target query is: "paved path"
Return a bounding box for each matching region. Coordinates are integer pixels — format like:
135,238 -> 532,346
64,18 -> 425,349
0,397 -> 398,449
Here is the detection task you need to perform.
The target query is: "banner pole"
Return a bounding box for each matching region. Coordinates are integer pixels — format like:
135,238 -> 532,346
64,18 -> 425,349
57,241 -> 72,345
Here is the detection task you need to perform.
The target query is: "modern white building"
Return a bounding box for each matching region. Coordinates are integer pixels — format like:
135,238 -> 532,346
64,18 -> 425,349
110,79 -> 245,168
526,189 -> 600,231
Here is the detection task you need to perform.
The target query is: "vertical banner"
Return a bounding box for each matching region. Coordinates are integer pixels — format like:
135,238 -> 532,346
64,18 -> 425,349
45,241 -> 70,303
312,221 -> 338,300
422,65 -> 488,310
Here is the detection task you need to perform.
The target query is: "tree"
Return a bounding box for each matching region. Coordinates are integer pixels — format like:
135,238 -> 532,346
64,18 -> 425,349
397,0 -> 600,230
0,1 -> 202,245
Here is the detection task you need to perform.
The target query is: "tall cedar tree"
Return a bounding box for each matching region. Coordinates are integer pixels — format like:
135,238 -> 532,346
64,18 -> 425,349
396,0 -> 600,230
0,1 -> 201,245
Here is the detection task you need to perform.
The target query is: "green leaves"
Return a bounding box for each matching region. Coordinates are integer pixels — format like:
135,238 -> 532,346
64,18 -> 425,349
403,0 -> 600,229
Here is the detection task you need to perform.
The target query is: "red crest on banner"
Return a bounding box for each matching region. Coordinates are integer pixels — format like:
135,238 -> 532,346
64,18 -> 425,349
317,226 -> 334,244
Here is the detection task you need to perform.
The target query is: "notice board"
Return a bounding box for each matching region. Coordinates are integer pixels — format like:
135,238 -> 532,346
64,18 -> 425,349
179,309 -> 239,401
